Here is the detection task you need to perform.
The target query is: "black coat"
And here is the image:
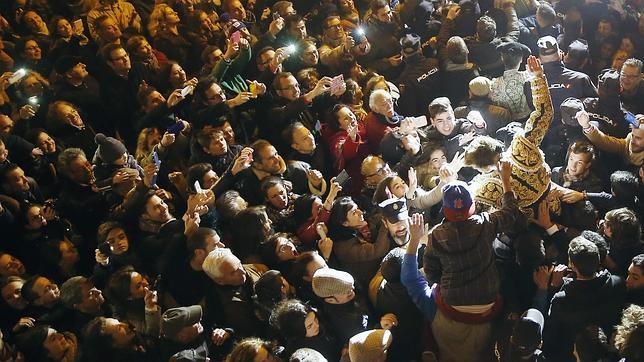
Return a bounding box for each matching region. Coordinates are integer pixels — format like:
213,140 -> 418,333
543,270 -> 626,361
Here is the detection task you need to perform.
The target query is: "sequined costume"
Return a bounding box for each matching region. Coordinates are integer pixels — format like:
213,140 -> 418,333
471,73 -> 558,215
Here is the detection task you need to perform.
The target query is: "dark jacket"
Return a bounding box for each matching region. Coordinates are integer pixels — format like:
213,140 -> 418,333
319,297 -> 371,344
329,224 -> 391,288
396,52 -> 441,117
543,270 -> 626,362
424,192 -> 522,306
550,166 -> 603,193
454,97 -> 512,134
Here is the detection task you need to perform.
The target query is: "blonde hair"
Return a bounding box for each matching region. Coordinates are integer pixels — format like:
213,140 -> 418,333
135,128 -> 157,165
614,304 -> 644,354
17,71 -> 50,93
148,4 -> 173,37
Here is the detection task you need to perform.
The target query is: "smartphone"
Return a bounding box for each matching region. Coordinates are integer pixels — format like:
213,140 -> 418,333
286,44 -> 297,54
180,85 -> 194,97
8,68 -> 26,84
335,169 -> 351,187
167,121 -> 185,135
98,242 -> 112,257
249,82 -> 257,97
152,151 -> 161,167
72,19 -> 83,32
412,115 -> 428,128
625,111 -> 639,128
194,180 -> 202,193
330,74 -> 344,94
231,31 -> 241,44
316,224 -> 327,240
28,96 -> 40,111
272,12 -> 281,20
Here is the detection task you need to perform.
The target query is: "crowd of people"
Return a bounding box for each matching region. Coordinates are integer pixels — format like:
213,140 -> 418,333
0,0 -> 643,360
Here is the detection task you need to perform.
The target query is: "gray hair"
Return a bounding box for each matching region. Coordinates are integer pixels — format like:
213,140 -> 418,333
60,276 -> 87,309
202,248 -> 238,280
369,89 -> 391,114
57,148 -> 86,177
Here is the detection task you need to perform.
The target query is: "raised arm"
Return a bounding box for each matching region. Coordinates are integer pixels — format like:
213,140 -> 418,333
523,56 -> 554,145
401,213 -> 437,320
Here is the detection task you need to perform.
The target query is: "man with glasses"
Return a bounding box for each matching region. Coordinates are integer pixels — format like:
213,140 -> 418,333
319,16 -> 370,73
265,72 -> 335,154
99,44 -> 143,148
619,58 -> 644,115
356,155 -> 392,213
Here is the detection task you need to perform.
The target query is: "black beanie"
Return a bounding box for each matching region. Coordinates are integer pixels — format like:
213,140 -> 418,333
95,133 -> 127,164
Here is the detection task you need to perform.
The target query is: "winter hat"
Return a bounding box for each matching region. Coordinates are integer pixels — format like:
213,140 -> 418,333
442,181 -> 475,222
560,97 -> 584,126
161,305 -> 203,340
348,329 -> 393,362
512,309 -> 544,356
400,34 -> 421,56
312,268 -> 354,298
95,133 -> 127,164
469,76 -> 491,97
537,36 -> 559,57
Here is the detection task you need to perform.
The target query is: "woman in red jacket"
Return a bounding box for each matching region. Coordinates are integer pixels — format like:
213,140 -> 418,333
322,104 -> 370,196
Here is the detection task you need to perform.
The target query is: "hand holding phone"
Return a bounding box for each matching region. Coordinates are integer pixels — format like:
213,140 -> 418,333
8,69 -> 26,85
167,121 -> 185,135
73,19 -> 83,34
625,111 -> 639,128
316,223 -> 327,239
180,85 -> 194,97
231,31 -> 241,44
335,169 -> 351,187
330,74 -> 344,94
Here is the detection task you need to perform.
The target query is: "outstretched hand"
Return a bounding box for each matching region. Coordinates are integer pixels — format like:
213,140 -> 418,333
527,55 -> 543,77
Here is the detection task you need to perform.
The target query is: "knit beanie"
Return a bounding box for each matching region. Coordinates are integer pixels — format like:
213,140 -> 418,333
95,133 -> 127,164
348,329 -> 393,362
312,268 -> 354,298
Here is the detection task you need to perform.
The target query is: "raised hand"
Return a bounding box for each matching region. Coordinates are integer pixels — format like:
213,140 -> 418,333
448,151 -> 465,173
497,159 -> 512,183
407,167 -> 418,195
527,55 -> 543,77
533,265 -> 553,290
575,110 -> 590,129
409,213 -> 426,246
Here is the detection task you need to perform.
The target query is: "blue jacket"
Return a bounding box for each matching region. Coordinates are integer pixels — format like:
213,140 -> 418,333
401,253 -> 436,321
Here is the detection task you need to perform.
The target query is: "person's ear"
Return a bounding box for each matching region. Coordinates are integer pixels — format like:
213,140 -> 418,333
193,249 -> 205,260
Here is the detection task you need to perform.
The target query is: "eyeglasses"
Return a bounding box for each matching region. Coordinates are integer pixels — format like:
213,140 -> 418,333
364,164 -> 389,178
111,53 -> 129,62
277,82 -> 299,91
